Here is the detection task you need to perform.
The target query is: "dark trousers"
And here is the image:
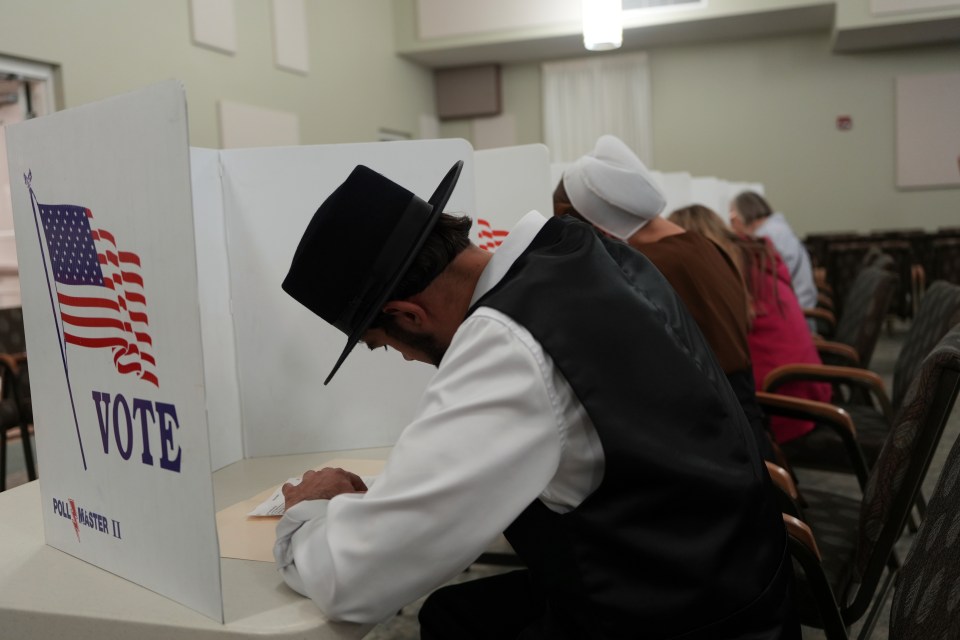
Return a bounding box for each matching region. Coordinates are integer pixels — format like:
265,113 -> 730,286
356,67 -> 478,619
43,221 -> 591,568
418,559 -> 801,640
419,570 -> 546,640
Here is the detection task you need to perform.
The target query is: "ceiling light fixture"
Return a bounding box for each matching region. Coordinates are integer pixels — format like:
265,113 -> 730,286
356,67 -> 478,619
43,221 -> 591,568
582,0 -> 623,51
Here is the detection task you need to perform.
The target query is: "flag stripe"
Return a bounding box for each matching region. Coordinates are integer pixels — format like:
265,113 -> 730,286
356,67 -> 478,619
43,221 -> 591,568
65,335 -> 127,349
57,292 -> 119,311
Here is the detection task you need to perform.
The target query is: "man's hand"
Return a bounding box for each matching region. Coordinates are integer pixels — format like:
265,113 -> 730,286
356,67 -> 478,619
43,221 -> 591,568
283,467 -> 368,511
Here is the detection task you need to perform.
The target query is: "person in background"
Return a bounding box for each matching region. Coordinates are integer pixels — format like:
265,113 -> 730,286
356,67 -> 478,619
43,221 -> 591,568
275,161 -> 798,639
669,204 -> 832,444
730,191 -> 818,312
554,134 -> 773,460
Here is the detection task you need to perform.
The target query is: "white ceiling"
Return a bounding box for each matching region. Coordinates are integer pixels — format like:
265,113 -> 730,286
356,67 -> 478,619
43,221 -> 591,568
398,2 -> 960,68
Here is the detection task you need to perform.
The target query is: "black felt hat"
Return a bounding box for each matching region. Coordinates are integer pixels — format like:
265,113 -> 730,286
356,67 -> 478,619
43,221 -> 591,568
282,161 -> 464,384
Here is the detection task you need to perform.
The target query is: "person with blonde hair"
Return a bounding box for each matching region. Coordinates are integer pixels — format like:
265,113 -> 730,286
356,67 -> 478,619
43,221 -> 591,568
669,204 -> 831,444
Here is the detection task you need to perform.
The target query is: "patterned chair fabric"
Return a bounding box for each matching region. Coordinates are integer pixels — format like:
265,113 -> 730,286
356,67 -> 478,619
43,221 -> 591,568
0,307 -> 27,354
931,238 -> 960,287
855,326 -> 960,582
889,431 -> 960,639
779,285 -> 960,476
840,281 -> 960,468
831,266 -> 898,369
791,325 -> 960,631
0,308 -> 33,491
0,356 -> 34,491
891,282 -> 960,408
825,241 -> 874,316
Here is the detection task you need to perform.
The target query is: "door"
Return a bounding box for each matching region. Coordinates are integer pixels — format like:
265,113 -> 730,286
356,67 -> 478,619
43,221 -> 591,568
0,56 -> 56,308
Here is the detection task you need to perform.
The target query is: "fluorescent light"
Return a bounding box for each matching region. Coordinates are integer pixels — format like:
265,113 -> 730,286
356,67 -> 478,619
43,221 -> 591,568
582,0 -> 623,51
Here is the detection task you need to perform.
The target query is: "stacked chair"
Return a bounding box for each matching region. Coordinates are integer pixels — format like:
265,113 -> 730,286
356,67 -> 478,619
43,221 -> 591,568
0,307 -> 34,491
765,323 -> 960,639
806,265 -> 898,369
888,428 -> 960,639
806,230 -> 930,324
765,281 -> 960,478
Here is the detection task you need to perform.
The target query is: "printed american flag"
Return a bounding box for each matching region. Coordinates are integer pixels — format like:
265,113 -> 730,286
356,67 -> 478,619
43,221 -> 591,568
38,204 -> 158,387
477,218 -> 509,252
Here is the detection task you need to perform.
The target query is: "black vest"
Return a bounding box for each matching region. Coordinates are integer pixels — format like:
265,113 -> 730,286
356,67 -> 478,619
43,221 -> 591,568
471,217 -> 790,639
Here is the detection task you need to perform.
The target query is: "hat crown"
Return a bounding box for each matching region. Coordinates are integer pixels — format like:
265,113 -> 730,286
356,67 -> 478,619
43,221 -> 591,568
563,135 -> 666,239
281,160 -> 463,383
281,165 -> 421,330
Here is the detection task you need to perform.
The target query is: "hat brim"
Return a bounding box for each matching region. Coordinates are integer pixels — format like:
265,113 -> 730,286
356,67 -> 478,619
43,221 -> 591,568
324,160 -> 464,384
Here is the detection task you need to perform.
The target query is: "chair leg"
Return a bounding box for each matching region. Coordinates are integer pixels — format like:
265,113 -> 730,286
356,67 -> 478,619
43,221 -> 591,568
905,491 -> 928,533
855,568 -> 896,640
1,429 -> 7,492
913,490 -> 927,519
19,423 -> 37,481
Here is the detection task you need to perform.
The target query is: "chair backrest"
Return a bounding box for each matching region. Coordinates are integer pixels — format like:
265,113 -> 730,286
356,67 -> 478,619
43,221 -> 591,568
888,430 -> 960,639
825,240 -> 874,312
13,358 -> 31,423
930,237 -> 960,286
832,266 -> 898,368
892,281 -> 960,407
0,307 -> 27,354
846,324 -> 960,621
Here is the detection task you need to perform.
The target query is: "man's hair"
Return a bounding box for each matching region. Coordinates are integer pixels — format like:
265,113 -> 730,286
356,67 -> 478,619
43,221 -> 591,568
553,178 -> 588,224
732,191 -> 773,225
369,213 -> 472,329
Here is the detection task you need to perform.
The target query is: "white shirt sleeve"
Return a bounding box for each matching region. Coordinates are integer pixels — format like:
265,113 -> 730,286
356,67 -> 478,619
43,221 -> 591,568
273,310 -> 566,623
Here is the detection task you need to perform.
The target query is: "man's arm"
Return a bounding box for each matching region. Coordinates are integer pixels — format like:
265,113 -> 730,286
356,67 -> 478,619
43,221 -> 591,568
274,311 -> 565,623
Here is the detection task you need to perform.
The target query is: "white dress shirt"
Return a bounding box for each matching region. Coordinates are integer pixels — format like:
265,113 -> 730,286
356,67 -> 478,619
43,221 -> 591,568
755,212 -> 817,309
274,211 -> 604,623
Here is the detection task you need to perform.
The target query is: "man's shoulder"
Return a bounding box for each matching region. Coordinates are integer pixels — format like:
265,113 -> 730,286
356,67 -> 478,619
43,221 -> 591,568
459,307 -> 541,350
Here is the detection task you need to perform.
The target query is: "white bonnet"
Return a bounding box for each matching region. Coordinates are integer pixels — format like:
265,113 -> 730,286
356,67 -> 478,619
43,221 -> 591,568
562,135 -> 666,239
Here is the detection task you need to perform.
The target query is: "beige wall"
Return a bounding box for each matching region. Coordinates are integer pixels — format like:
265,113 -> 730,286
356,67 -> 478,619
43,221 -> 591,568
444,33 -> 960,235
651,33 -> 960,235
2,2 -> 957,235
0,0 -> 434,148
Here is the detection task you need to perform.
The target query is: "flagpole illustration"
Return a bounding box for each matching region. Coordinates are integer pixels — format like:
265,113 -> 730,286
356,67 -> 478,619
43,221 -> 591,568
25,170 -> 88,471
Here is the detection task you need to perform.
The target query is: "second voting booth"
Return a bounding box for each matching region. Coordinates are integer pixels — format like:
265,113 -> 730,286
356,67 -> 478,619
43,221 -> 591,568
4,80 -> 552,622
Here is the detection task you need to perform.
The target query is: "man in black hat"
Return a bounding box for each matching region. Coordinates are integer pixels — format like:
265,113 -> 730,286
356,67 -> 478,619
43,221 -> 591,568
274,162 -> 798,639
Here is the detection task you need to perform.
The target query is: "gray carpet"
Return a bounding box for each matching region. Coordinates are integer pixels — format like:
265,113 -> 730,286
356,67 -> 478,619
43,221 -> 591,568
4,321 -> 955,639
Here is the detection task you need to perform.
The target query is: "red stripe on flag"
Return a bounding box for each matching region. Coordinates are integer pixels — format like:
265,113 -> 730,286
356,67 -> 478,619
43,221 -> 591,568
65,335 -> 127,349
57,292 -> 120,311
118,252 -> 140,266
60,312 -> 125,330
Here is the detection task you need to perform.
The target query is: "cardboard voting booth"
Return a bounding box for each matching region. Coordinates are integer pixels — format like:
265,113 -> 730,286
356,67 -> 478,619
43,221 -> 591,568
474,144 -> 552,252
4,80 -> 557,622
6,81 -> 224,621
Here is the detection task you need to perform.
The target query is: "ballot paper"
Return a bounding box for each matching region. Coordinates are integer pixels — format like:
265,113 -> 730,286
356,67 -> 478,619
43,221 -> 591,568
217,458 -> 386,562
246,474 -> 378,517
247,477 -> 302,517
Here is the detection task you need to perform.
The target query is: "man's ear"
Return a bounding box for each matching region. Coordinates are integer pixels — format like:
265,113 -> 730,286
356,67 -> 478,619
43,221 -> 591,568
381,300 -> 427,330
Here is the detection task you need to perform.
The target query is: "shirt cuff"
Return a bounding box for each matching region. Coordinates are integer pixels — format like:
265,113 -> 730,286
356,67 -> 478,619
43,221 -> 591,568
274,499 -> 329,570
